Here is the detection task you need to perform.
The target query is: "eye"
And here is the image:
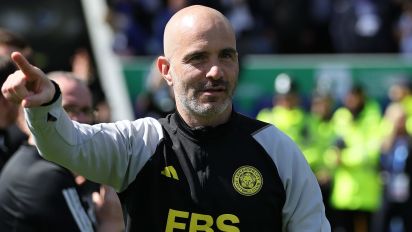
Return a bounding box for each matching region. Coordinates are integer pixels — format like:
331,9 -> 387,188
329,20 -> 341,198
188,53 -> 207,63
219,50 -> 236,60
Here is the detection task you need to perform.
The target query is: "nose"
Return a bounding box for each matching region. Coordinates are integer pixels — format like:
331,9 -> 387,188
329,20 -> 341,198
206,65 -> 223,80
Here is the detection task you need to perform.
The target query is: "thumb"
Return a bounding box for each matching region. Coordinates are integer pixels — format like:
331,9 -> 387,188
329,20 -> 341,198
11,52 -> 38,79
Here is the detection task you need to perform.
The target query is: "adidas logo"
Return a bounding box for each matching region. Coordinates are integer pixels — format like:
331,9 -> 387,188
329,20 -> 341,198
161,166 -> 179,180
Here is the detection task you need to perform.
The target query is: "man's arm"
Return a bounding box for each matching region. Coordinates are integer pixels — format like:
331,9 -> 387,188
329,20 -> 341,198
2,52 -> 164,191
24,93 -> 163,191
253,125 -> 331,232
1,52 -> 55,107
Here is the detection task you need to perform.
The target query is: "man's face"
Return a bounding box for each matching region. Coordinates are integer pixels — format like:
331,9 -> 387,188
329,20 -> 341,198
60,79 -> 94,124
167,15 -> 239,117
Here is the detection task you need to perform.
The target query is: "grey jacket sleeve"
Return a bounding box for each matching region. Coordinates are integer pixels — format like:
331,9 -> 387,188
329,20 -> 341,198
24,96 -> 164,191
253,125 -> 331,232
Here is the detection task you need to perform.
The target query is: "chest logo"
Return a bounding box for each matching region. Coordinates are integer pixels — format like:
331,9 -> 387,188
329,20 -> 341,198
161,166 -> 179,180
232,165 -> 263,196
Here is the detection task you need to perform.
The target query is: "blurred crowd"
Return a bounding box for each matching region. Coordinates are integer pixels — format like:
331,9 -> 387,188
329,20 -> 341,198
255,74 -> 412,232
106,0 -> 411,57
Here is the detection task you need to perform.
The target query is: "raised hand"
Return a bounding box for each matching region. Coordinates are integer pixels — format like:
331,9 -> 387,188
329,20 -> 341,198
1,52 -> 55,107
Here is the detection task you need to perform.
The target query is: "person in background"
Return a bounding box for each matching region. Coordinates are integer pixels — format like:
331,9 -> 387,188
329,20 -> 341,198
301,90 -> 337,224
378,103 -> 412,232
0,58 -> 27,171
386,78 -> 412,134
71,48 -> 112,123
0,28 -> 32,171
396,0 -> 412,56
0,72 -> 124,232
256,73 -> 307,146
1,5 -> 330,231
329,85 -> 383,232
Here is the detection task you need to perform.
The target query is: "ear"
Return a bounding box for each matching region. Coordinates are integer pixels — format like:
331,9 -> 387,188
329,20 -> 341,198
157,56 -> 173,86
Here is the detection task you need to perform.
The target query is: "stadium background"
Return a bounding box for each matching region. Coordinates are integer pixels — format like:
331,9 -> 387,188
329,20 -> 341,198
1,0 -> 411,119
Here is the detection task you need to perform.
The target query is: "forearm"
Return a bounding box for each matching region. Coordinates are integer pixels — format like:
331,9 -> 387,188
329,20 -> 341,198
24,97 -> 129,190
24,97 -> 163,191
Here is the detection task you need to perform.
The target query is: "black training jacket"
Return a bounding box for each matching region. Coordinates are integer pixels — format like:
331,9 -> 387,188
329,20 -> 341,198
25,96 -> 330,231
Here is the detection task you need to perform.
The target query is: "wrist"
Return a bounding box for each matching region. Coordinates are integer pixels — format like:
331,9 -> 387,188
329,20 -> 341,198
41,80 -> 60,106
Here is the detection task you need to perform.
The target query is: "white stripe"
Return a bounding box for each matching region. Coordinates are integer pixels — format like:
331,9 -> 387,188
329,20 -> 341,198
62,188 -> 94,232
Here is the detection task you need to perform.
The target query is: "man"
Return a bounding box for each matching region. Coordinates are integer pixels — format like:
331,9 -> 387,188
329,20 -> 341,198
379,103 -> 412,232
0,28 -> 32,171
2,5 -> 330,231
256,73 -> 307,146
0,58 -> 27,171
0,72 -> 124,232
329,85 -> 383,232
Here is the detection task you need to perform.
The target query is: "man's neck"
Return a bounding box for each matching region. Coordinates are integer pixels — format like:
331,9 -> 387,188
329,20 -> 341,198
177,106 -> 232,128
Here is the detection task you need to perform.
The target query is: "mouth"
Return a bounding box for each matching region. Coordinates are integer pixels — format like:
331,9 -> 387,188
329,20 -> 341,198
201,86 -> 226,95
204,86 -> 226,91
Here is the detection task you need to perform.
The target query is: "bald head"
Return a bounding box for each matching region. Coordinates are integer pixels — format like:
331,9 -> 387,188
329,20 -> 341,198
157,5 -> 239,127
48,71 -> 93,124
163,5 -> 235,58
48,72 -> 91,102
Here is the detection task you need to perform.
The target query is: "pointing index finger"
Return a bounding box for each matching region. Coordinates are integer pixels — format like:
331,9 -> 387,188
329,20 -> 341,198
11,51 -> 35,77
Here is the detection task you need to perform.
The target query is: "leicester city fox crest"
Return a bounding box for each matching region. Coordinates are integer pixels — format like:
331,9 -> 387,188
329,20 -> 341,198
232,165 -> 263,196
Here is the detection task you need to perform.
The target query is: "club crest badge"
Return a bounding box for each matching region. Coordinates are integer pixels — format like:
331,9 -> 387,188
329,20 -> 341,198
232,165 -> 263,196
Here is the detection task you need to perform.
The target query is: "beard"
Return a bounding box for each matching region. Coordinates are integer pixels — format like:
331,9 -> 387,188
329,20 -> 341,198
168,65 -> 238,117
175,79 -> 235,117
177,91 -> 231,117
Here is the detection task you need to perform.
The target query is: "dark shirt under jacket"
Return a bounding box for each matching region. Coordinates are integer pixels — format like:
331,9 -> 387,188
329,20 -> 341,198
0,144 -> 95,232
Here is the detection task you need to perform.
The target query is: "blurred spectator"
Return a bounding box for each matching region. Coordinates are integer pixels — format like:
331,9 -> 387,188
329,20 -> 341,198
0,28 -> 32,171
386,78 -> 412,134
223,0 -> 254,38
0,58 -> 25,171
224,0 -> 276,55
256,73 -> 307,146
301,90 -> 337,223
329,0 -> 400,53
0,71 -> 124,232
106,0 -> 156,55
329,85 -> 383,232
151,0 -> 188,55
135,59 -> 175,119
106,0 -> 188,56
71,48 -> 111,123
396,0 -> 412,56
379,103 -> 412,232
